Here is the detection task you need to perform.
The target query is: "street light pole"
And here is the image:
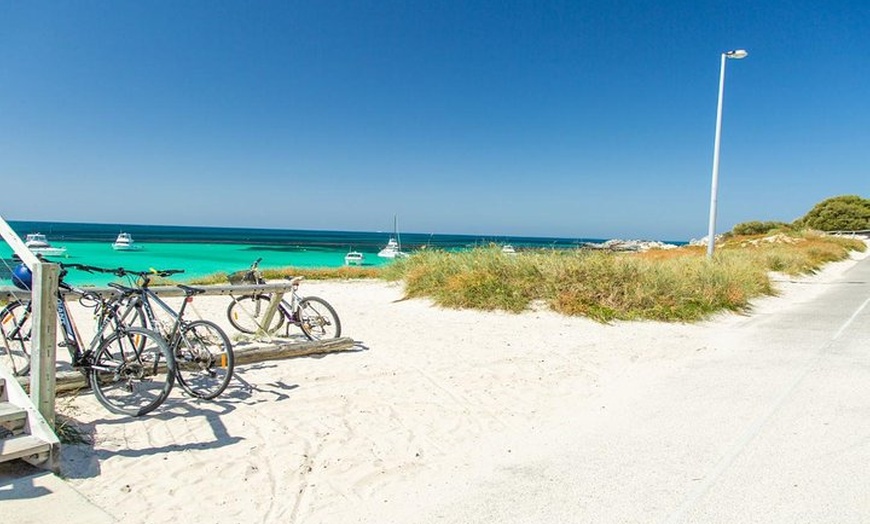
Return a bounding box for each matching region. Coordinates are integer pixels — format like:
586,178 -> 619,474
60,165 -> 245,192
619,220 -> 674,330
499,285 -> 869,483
706,49 -> 748,258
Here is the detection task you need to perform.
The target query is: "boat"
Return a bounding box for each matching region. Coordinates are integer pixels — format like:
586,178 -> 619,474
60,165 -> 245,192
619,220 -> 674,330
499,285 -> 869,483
501,244 -> 517,255
344,250 -> 365,266
112,232 -> 142,251
377,215 -> 408,259
24,233 -> 67,256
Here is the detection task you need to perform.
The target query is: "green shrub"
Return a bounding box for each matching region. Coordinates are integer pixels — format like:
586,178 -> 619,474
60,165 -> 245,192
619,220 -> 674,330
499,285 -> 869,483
730,221 -> 793,236
794,195 -> 870,231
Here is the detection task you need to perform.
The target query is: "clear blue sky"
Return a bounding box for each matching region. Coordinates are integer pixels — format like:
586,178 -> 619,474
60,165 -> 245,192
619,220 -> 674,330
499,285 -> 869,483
1,1 -> 867,241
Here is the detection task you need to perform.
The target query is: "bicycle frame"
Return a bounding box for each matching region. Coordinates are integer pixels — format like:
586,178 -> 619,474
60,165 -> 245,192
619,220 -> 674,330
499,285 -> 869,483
118,287 -> 189,345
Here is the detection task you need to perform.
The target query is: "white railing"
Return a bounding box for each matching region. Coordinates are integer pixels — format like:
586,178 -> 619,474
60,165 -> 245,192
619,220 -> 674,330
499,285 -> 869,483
0,215 -> 58,428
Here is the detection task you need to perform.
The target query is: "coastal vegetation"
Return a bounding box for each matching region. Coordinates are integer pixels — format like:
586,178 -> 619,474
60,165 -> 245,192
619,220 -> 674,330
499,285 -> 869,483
724,195 -> 869,237
185,195 -> 868,323
190,265 -> 380,285
794,194 -> 870,232
379,230 -> 865,322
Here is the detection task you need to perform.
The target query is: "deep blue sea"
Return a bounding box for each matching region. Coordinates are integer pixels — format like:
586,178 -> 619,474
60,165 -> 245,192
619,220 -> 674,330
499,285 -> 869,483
1,220 -> 616,286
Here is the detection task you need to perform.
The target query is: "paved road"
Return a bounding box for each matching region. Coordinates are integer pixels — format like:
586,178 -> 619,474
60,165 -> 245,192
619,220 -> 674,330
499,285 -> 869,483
403,254 -> 870,523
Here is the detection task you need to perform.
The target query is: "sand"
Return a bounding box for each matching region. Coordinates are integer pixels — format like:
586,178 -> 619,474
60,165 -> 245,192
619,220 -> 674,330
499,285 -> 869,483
48,246 -> 867,523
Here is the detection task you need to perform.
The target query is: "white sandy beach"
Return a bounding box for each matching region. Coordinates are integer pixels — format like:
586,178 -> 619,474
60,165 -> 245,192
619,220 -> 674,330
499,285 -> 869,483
31,246 -> 868,523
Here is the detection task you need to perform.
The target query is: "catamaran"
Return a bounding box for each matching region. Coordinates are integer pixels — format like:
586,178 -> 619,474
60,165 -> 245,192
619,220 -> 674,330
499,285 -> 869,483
377,216 -> 408,259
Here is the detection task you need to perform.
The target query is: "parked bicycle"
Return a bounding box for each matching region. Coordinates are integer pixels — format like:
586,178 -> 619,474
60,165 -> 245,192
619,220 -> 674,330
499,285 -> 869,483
0,262 -> 176,417
97,266 -> 236,401
226,258 -> 341,340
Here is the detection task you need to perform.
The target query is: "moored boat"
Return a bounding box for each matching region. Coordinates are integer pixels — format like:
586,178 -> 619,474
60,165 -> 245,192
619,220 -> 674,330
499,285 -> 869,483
344,250 -> 365,266
24,233 -> 67,256
112,232 -> 142,251
377,215 -> 408,259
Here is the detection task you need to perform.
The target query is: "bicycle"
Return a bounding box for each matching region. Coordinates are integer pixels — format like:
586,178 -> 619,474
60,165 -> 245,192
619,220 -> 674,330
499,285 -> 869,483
226,258 -> 341,340
100,266 -> 235,400
0,262 -> 176,417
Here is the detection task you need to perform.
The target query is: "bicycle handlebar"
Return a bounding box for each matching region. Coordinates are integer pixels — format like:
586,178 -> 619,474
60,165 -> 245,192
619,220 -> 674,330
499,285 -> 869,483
56,262 -> 185,281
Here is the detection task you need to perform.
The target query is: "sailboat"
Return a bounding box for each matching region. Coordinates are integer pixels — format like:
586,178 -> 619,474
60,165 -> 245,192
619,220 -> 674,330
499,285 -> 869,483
377,215 -> 409,259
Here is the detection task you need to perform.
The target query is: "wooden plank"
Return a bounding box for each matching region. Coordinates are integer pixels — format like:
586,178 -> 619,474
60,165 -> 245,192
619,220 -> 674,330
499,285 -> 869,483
232,336 -> 357,366
0,434 -> 50,463
21,336 -> 358,395
2,280 -> 304,302
0,401 -> 27,426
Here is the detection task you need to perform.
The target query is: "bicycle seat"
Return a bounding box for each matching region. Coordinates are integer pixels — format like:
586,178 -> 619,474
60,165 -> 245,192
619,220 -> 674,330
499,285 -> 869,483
177,284 -> 206,296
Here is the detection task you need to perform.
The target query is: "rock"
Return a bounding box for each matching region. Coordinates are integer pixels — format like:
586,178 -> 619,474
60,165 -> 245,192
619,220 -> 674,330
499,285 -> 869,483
583,239 -> 680,252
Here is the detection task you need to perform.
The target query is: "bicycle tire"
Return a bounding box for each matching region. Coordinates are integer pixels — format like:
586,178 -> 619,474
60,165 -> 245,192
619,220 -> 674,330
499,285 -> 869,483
0,302 -> 32,377
174,320 -> 235,400
298,296 -> 342,340
226,295 -> 285,335
90,326 -> 176,417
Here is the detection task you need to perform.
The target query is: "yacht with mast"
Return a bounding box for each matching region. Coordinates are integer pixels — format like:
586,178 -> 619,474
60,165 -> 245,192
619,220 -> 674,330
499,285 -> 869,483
377,215 -> 408,259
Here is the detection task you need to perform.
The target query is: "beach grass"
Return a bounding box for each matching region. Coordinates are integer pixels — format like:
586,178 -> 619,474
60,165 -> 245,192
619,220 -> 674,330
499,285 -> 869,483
189,265 -> 382,285
381,232 -> 865,322
182,231 -> 864,323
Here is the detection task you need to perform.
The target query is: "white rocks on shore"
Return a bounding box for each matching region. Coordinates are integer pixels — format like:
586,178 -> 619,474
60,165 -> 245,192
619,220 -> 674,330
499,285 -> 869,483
583,239 -> 680,252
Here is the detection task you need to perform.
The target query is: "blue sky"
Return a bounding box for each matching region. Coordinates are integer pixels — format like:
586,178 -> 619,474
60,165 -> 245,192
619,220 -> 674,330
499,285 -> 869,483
1,1 -> 867,241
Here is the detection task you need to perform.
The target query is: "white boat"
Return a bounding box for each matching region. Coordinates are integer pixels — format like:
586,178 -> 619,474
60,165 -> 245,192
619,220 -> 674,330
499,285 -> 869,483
344,250 -> 365,266
501,244 -> 517,255
112,232 -> 142,251
24,233 -> 67,256
377,215 -> 408,259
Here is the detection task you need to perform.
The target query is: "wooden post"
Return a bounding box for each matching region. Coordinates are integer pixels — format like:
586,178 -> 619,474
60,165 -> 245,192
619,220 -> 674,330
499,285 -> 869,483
30,262 -> 59,429
258,291 -> 285,336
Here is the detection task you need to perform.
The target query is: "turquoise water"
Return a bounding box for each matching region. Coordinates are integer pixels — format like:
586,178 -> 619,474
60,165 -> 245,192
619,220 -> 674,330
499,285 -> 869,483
1,239 -> 393,286
2,220 -> 625,286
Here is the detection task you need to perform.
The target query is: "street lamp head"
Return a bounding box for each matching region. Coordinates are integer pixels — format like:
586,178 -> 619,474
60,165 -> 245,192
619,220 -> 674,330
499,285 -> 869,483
725,49 -> 748,59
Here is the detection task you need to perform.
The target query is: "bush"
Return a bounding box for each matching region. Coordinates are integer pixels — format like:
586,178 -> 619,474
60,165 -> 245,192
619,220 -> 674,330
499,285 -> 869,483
795,195 -> 870,231
730,221 -> 793,236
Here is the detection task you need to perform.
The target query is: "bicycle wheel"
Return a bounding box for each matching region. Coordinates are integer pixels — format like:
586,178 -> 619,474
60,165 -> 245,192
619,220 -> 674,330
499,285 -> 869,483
0,302 -> 32,376
298,296 -> 342,340
227,295 -> 285,335
174,320 -> 234,400
90,327 -> 176,417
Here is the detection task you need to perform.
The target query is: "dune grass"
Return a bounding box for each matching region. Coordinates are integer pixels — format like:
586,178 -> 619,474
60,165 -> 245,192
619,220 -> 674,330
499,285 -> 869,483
189,265 -> 381,285
381,232 -> 865,322
185,231 -> 864,323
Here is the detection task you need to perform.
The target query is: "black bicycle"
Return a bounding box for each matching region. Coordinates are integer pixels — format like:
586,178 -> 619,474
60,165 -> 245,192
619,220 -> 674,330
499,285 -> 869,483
0,263 -> 176,417
97,266 -> 236,400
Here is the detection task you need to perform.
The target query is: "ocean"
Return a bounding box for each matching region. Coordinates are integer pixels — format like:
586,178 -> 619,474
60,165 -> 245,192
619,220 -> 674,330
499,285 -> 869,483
1,220 -> 611,286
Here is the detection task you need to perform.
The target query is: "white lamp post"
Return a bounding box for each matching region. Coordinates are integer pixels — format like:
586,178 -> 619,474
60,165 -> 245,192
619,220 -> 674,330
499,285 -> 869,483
706,49 -> 748,258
